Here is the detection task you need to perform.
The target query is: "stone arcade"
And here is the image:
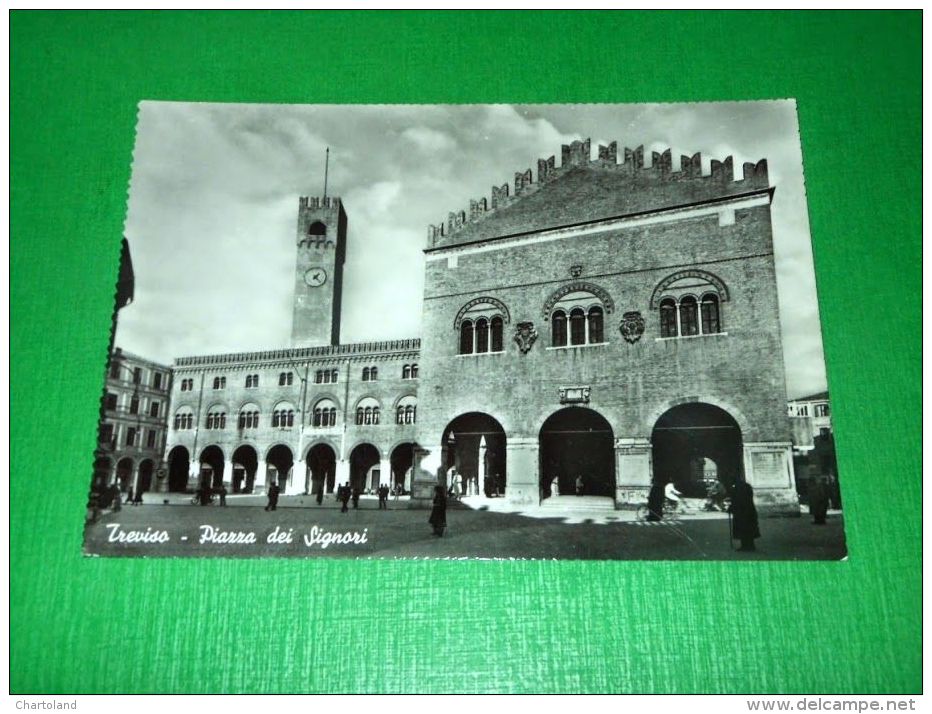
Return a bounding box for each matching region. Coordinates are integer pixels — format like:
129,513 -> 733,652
162,139 -> 799,513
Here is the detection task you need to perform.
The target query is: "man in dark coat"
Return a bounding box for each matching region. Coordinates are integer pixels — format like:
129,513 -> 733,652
646,484 -> 665,521
377,484 -> 389,509
339,484 -> 351,513
315,482 -> 324,506
808,476 -> 829,525
729,480 -> 760,552
264,482 -> 279,511
351,486 -> 361,509
429,485 -> 447,536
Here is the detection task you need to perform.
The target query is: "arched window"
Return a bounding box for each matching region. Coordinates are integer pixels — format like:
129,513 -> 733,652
206,409 -> 225,430
411,364 -> 418,378
273,411 -> 280,427
476,318 -> 489,353
308,221 -> 326,236
587,306 -> 604,344
569,308 -> 586,345
460,320 -> 474,355
370,366 -> 377,381
174,408 -> 194,431
331,369 -> 338,383
552,310 -> 567,347
660,298 -> 678,337
547,285 -> 612,347
491,316 -> 504,352
313,399 -> 338,428
454,298 -> 510,355
396,396 -> 417,425
238,404 -> 260,429
356,407 -> 364,425
362,367 -> 370,382
679,296 -> 699,336
356,397 -> 380,426
700,293 -> 721,334
402,364 -> 411,379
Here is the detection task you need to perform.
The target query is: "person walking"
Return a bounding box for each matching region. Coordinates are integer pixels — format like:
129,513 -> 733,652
315,482 -> 324,506
808,476 -> 829,525
339,484 -> 351,513
111,483 -> 122,512
575,475 -> 584,496
550,475 -> 560,498
132,488 -> 143,506
377,484 -> 389,509
125,486 -> 134,505
218,484 -> 227,507
729,480 -> 760,552
429,485 -> 447,537
351,486 -> 361,510
265,482 -> 280,512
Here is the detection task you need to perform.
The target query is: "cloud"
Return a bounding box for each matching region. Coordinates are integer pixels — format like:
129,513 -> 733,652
400,126 -> 457,153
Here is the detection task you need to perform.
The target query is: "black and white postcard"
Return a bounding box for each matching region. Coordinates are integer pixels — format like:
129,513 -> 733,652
84,101 -> 846,560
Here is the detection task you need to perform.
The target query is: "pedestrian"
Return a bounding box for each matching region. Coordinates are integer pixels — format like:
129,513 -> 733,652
429,485 -> 447,537
315,482 -> 324,506
378,484 -> 389,509
575,475 -> 584,496
265,482 -> 279,512
352,486 -> 361,509
218,484 -> 227,507
125,486 -> 134,505
550,475 -> 560,498
339,484 -> 351,513
111,483 -> 122,512
808,476 -> 829,525
827,474 -> 842,510
132,488 -> 143,506
86,491 -> 101,524
729,480 -> 760,552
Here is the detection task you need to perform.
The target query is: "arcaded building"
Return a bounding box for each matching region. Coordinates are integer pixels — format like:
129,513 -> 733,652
162,197 -> 421,497
412,140 -> 798,512
163,138 -> 799,512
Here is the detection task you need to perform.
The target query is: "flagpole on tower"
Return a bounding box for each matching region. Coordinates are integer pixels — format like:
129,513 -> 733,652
323,147 -> 330,200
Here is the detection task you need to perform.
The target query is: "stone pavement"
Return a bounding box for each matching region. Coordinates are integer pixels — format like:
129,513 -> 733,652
84,496 -> 847,561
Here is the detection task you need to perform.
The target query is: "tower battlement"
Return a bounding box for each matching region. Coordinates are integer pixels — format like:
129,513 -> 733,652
299,196 -> 342,211
427,139 -> 770,245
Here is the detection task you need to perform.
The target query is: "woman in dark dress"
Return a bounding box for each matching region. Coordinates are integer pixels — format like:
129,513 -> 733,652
428,485 -> 447,537
729,480 -> 760,552
808,476 -> 829,525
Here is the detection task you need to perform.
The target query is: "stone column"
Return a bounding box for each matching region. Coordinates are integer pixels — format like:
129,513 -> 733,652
222,460 -> 234,488
334,458 -> 350,491
743,442 -> 800,515
256,459 -> 268,493
504,437 -> 539,507
614,437 -> 652,508
379,459 -> 392,489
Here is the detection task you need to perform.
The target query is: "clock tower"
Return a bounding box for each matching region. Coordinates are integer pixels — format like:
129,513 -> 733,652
291,195 -> 347,347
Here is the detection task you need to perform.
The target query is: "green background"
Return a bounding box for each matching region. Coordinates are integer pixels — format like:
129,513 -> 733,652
11,11 -> 921,693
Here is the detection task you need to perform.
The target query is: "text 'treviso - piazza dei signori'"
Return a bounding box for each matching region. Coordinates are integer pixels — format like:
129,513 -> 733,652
164,138 -> 800,512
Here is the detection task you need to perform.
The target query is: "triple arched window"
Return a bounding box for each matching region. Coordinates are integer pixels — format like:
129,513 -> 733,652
173,408 -> 194,430
355,398 -> 381,425
550,300 -> 606,347
205,409 -> 227,430
395,396 -> 418,425
312,399 -> 338,428
238,405 -> 260,429
272,409 -> 295,428
314,369 -> 339,384
654,271 -> 726,339
459,316 -> 505,355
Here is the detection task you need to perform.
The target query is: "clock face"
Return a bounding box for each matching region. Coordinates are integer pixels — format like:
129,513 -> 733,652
304,267 -> 328,287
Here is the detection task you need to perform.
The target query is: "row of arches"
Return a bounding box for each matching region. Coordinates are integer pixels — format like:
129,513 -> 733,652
166,441 -> 419,495
440,402 -> 744,499
93,456 -> 156,494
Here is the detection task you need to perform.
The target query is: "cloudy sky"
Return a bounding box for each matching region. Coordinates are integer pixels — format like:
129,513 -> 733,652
117,101 -> 826,399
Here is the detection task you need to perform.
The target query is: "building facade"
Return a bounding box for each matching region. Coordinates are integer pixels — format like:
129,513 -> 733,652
96,347 -> 172,495
162,138 -> 800,512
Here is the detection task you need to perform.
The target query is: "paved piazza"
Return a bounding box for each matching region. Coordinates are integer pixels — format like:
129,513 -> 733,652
85,496 -> 846,560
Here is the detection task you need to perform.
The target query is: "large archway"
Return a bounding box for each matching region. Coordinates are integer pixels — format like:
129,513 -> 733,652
168,446 -> 190,492
306,443 -> 337,495
137,459 -> 155,494
651,402 -> 743,497
349,443 -> 380,493
390,442 -> 416,494
232,445 -> 258,494
441,413 -> 507,496
116,457 -> 134,492
539,407 -> 615,498
266,444 -> 294,491
199,446 -> 224,489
